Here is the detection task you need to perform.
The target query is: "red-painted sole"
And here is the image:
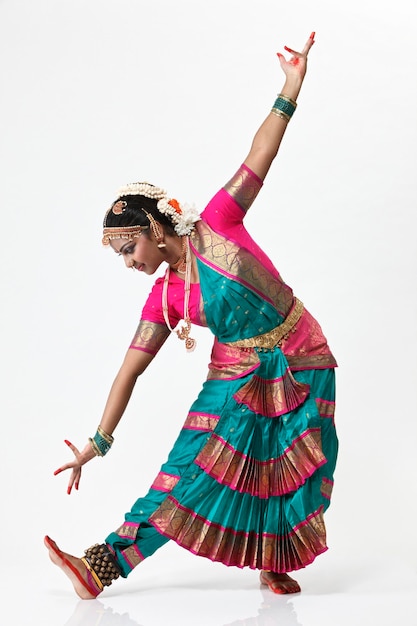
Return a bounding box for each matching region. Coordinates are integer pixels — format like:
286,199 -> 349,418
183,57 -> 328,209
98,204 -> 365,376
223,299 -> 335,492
44,535 -> 100,598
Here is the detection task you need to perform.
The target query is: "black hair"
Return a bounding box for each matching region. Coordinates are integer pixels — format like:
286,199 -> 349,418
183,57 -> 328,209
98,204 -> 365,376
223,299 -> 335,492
104,194 -> 175,236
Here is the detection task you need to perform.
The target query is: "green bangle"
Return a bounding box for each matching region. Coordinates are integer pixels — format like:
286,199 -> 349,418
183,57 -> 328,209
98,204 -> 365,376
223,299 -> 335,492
89,426 -> 114,457
271,93 -> 297,121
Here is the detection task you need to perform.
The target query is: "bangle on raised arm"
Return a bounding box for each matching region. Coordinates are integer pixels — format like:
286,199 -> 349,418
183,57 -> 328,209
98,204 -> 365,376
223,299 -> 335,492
89,426 -> 114,457
271,93 -> 297,122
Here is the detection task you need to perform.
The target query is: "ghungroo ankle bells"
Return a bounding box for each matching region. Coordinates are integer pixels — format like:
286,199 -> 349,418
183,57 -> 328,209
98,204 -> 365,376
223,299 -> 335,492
81,544 -> 121,590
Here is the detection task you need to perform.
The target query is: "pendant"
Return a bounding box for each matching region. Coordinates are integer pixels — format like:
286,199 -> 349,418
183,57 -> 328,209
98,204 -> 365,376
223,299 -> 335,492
185,337 -> 197,352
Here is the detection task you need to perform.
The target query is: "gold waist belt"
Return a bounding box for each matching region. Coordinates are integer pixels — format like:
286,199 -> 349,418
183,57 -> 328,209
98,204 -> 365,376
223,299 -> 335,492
228,298 -> 304,350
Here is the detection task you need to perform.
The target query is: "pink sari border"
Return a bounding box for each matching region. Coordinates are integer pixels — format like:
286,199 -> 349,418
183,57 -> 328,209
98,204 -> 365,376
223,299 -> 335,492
129,345 -> 156,355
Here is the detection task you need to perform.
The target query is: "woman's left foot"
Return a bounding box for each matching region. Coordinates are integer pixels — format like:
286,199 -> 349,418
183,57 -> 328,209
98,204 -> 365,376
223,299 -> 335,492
44,535 -> 101,599
260,570 -> 301,594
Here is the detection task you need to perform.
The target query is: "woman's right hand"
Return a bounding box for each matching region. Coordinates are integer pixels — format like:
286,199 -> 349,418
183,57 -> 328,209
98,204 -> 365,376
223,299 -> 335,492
54,439 -> 96,495
277,32 -> 315,86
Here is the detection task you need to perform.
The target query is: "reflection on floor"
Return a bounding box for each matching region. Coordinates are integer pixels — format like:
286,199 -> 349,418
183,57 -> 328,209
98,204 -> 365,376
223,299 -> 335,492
4,545 -> 417,626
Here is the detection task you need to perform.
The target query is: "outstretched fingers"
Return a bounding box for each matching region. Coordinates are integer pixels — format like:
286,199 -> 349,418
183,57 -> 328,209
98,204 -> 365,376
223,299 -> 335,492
301,31 -> 315,54
282,32 -> 315,64
53,439 -> 83,494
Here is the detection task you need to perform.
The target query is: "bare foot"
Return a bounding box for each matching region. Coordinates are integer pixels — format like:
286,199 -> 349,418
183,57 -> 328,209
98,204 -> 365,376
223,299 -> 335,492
260,570 -> 301,594
44,535 -> 101,599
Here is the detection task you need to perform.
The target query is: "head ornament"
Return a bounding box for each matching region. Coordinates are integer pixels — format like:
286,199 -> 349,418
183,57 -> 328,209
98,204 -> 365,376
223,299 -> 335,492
102,181 -> 200,245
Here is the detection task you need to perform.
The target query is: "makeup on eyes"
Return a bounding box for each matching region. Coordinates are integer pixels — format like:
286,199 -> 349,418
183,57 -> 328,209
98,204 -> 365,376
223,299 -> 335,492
117,242 -> 135,256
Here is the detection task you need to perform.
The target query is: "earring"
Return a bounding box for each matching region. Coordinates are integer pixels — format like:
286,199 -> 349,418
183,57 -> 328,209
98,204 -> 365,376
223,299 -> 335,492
142,209 -> 167,248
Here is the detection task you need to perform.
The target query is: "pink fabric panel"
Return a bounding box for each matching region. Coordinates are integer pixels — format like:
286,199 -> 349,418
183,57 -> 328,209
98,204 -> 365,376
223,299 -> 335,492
280,307 -> 335,359
140,273 -> 203,327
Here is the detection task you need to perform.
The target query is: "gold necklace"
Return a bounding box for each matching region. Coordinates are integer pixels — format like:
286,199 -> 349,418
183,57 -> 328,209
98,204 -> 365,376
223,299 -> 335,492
162,236 -> 196,352
169,236 -> 187,274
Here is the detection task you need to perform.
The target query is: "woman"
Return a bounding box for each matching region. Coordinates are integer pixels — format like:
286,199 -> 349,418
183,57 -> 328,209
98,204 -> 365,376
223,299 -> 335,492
45,32 -> 338,598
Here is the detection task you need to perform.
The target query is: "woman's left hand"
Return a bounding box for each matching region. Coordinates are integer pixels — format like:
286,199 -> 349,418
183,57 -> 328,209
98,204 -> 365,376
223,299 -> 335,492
277,32 -> 315,82
53,439 -> 96,495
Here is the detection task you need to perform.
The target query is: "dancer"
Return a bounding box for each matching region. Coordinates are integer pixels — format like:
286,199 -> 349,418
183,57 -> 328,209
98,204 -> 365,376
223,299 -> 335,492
45,32 -> 338,598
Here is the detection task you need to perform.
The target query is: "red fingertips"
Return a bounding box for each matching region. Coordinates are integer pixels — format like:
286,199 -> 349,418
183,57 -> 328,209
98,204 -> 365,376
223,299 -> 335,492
64,440 -> 72,447
310,31 -> 316,40
67,486 -> 72,495
54,468 -> 62,476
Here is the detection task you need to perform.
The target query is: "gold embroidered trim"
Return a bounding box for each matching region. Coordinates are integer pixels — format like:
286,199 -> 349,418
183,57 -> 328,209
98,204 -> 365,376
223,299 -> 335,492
223,165 -> 262,213
195,428 -> 325,497
320,478 -> 334,500
151,471 -> 180,492
149,497 -> 327,571
130,320 -> 170,354
191,222 -> 294,317
233,369 -> 309,417
228,299 -> 304,350
285,354 -> 338,370
121,545 -> 144,568
315,399 -> 336,420
183,412 -> 220,431
115,522 -> 139,539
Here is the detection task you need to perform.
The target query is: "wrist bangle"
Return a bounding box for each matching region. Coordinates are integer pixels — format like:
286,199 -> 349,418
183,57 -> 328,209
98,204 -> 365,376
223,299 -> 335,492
271,93 -> 297,122
89,426 -> 114,457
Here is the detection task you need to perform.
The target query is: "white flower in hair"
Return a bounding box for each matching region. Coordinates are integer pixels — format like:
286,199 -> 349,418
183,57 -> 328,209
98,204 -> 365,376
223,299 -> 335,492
157,197 -> 200,236
117,181 -> 167,200
116,180 -> 200,235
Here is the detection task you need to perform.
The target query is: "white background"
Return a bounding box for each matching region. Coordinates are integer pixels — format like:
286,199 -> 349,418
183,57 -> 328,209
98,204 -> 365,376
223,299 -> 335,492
1,1 -> 416,625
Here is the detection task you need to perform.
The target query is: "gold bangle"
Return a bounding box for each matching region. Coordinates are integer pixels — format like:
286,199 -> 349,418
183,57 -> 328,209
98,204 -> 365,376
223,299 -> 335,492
278,93 -> 297,108
97,425 -> 114,445
271,108 -> 290,122
89,437 -> 103,457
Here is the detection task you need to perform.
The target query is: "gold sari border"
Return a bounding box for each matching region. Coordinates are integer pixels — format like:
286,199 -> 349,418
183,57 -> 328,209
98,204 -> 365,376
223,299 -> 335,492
115,522 -> 139,540
233,367 -> 309,418
223,165 -> 263,213
149,497 -> 327,572
183,411 -> 220,432
315,398 -> 336,421
320,477 -> 334,500
286,354 -> 338,370
130,320 -> 170,355
121,544 -> 145,570
195,428 -> 326,498
151,471 -> 180,493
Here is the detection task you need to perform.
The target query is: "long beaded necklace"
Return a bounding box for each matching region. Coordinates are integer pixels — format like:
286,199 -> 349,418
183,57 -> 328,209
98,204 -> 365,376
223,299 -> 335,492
162,236 -> 196,352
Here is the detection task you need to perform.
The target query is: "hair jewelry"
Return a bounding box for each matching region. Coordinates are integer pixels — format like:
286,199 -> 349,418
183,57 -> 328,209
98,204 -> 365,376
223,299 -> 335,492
103,182 -> 200,244
142,209 -> 166,248
102,225 -> 147,246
